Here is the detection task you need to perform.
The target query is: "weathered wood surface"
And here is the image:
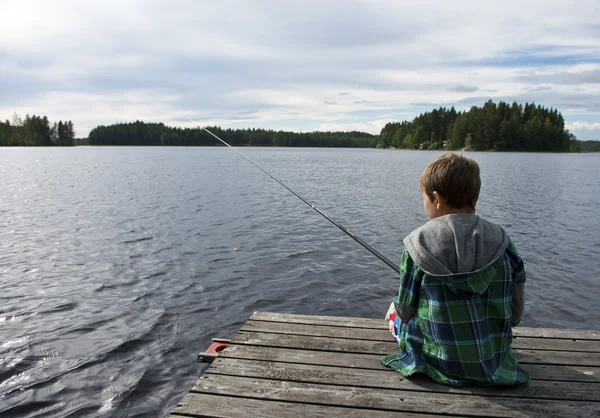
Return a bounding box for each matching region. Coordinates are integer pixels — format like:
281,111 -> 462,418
241,320 -> 600,352
171,312 -> 600,418
218,344 -> 600,383
170,393 -> 439,418
250,311 -> 600,341
207,358 -> 600,401
231,332 -> 600,366
189,374 -> 600,417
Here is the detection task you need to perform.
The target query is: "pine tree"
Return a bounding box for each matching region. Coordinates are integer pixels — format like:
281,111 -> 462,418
57,121 -> 64,146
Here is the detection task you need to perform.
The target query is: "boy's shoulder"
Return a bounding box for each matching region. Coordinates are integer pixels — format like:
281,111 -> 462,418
403,214 -> 510,276
407,213 -> 503,234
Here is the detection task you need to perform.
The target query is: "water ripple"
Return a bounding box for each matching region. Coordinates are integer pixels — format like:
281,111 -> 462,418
0,147 -> 599,417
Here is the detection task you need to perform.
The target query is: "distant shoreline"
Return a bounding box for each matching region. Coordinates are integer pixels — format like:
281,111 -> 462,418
3,105 -> 599,151
3,144 -> 598,154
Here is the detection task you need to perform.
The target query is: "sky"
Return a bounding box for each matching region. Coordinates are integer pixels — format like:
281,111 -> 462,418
1,0 -> 600,140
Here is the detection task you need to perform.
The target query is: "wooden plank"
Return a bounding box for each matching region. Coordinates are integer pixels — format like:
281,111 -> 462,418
250,311 -> 600,341
170,392 -> 437,418
207,357 -> 600,401
230,331 -> 600,366
250,311 -> 387,329
512,335 -> 600,352
221,343 -> 384,368
221,344 -> 600,382
242,320 -> 600,352
233,330 -> 396,354
243,319 -> 384,340
516,349 -> 600,367
192,374 -> 600,417
526,363 -> 600,383
514,327 -> 600,341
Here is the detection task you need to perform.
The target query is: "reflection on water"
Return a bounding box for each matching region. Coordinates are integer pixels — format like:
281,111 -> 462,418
1,147 -> 599,417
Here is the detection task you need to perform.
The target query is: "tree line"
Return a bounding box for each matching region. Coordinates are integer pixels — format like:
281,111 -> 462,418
4,103 -> 596,151
86,122 -> 378,148
379,101 -> 578,152
575,140 -> 600,153
0,113 -> 75,146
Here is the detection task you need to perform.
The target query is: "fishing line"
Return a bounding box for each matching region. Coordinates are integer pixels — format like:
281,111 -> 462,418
191,119 -> 400,274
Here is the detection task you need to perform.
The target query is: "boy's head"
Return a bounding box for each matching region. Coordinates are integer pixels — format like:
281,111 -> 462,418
420,152 -> 481,219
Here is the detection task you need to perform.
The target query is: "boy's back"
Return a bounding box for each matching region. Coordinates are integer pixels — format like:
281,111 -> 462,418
382,153 -> 529,387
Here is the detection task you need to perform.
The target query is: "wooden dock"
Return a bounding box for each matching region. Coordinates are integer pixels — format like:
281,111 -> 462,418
171,312 -> 600,417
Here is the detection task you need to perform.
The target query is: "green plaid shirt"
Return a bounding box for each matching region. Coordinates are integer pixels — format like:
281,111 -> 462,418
381,238 -> 530,387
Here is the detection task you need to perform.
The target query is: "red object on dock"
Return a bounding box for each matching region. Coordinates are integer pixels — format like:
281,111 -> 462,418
198,338 -> 230,363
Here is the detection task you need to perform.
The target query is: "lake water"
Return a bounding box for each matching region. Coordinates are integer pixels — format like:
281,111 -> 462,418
1,147 -> 599,417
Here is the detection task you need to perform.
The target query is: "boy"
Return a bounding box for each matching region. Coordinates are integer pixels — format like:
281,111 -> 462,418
381,152 -> 529,387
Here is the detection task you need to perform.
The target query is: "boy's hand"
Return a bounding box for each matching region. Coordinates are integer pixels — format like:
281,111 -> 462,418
385,302 -> 395,320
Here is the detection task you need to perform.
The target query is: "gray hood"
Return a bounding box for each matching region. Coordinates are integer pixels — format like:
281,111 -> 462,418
403,214 -> 508,277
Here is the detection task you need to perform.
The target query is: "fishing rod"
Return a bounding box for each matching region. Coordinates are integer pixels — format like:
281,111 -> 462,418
191,120 -> 400,274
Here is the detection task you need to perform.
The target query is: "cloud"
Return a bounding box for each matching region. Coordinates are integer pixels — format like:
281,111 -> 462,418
410,102 -> 440,108
1,0 -> 599,136
566,121 -> 600,131
526,86 -> 553,92
565,121 -> 600,141
518,67 -> 600,85
448,85 -> 479,93
317,119 -> 392,134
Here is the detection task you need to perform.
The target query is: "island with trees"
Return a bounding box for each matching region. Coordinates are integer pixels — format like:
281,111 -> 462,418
0,114 -> 76,146
379,101 -> 581,152
86,122 -> 377,148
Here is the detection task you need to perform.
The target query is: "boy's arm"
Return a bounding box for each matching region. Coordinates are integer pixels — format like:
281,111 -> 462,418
394,250 -> 421,322
512,283 -> 525,326
507,238 -> 526,327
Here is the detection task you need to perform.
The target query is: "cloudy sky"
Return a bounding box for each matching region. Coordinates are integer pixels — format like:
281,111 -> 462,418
1,0 -> 599,139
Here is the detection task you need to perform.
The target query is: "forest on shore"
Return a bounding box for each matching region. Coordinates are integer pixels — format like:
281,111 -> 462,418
380,100 -> 579,152
84,100 -> 593,151
578,140 -> 600,152
0,114 -> 76,146
86,123 -> 377,147
2,102 -> 598,151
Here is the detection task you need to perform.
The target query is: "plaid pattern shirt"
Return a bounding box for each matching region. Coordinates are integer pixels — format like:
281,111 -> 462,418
381,239 -> 530,387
